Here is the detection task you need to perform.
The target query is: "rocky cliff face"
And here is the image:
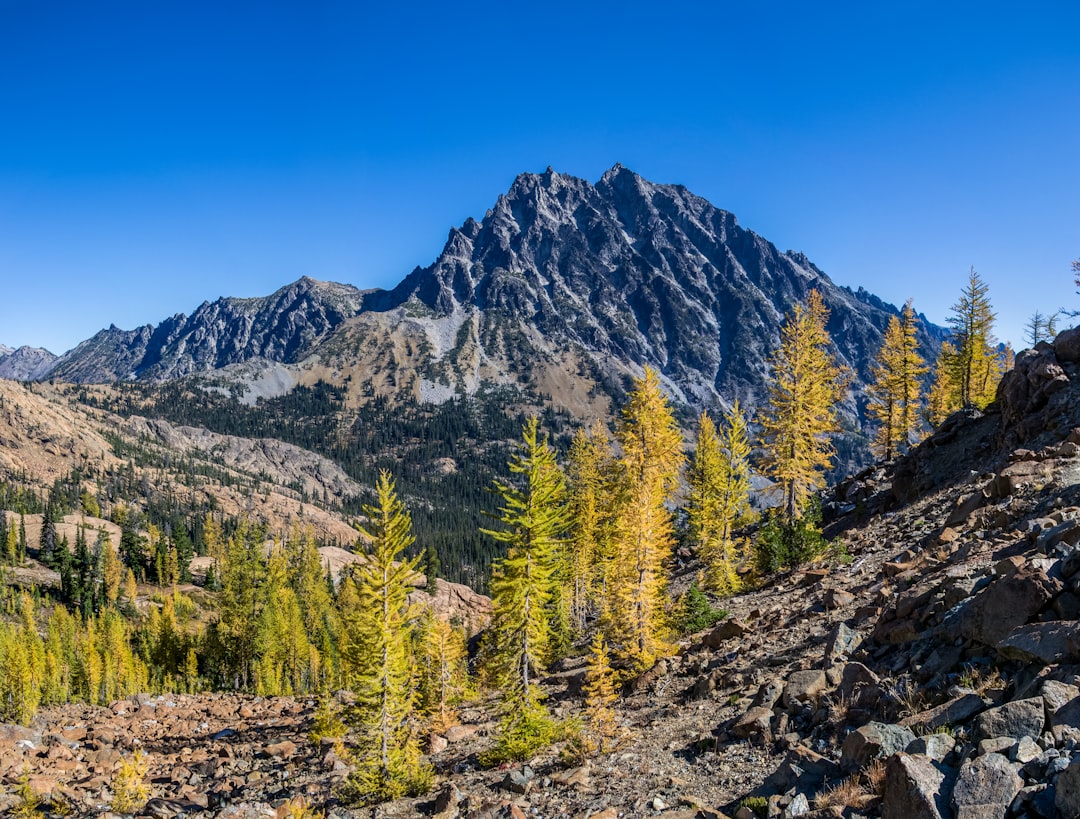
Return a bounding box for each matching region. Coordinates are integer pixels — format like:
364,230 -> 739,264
45,277 -> 368,382
378,165 -> 944,411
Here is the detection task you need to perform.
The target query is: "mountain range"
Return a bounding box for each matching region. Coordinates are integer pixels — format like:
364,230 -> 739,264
5,165 -> 944,455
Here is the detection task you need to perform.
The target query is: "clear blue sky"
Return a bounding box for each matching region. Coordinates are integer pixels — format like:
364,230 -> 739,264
1,0 -> 1077,355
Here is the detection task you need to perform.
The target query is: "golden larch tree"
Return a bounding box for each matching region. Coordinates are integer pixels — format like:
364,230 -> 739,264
564,420 -> 614,635
867,300 -> 927,459
945,267 -> 1001,409
482,416 -> 568,761
343,470 -> 431,802
607,366 -> 685,671
758,289 -> 849,524
688,402 -> 752,595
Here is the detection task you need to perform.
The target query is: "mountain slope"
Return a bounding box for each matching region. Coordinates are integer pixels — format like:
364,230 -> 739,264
0,345 -> 58,380
46,277 -> 368,382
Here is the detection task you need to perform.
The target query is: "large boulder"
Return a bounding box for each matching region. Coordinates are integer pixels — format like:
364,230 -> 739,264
841,722 -> 916,772
958,569 -> 1062,647
997,346 -> 1070,426
996,621 -> 1080,664
951,753 -> 1022,819
971,697 -> 1045,743
883,753 -> 954,819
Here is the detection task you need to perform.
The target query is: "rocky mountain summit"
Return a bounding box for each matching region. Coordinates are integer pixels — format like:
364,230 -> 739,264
6,330 -> 1080,817
25,168 -> 943,462
379,164 -> 942,410
0,344 -> 58,381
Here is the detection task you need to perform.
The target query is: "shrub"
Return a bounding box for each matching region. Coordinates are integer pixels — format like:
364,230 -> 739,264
755,499 -> 826,574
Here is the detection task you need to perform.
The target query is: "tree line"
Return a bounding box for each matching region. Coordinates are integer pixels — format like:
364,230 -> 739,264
0,269 -> 1020,805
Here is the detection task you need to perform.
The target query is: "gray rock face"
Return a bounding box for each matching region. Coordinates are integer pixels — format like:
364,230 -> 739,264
951,753 -> 1022,819
45,277 -> 368,382
971,698 -> 1046,743
383,165 -> 943,421
0,345 -> 57,380
883,752 -> 952,819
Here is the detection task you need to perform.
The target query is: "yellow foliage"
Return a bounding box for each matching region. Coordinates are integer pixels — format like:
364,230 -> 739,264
607,366 -> 684,670
111,749 -> 151,814
758,290 -> 849,524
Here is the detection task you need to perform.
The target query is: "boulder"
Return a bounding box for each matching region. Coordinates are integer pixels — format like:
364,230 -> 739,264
703,618 -> 749,647
1054,326 -> 1080,364
906,733 -> 957,762
959,569 -> 1062,647
971,698 -> 1045,743
841,722 -> 916,772
1056,757 -> 1080,818
732,706 -> 774,740
783,670 -> 828,709
951,753 -> 1022,819
996,621 -> 1080,664
824,622 -> 860,662
882,752 -> 953,819
1050,695 -> 1080,744
901,693 -> 986,733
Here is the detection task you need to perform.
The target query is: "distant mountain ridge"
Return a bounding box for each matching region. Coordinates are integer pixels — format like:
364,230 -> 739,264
0,344 -> 58,381
43,277 -> 368,383
17,166 -> 945,458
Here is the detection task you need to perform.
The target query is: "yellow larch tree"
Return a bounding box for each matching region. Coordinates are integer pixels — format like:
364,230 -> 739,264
582,631 -> 624,754
481,416 -> 568,761
607,366 -> 685,671
925,340 -> 959,428
867,300 -> 927,459
564,420 -> 614,636
688,402 -> 752,596
415,608 -> 470,733
945,267 -> 1001,409
758,290 -> 849,524
343,470 -> 431,803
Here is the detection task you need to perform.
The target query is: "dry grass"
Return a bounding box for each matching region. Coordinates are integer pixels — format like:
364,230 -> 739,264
813,758 -> 887,811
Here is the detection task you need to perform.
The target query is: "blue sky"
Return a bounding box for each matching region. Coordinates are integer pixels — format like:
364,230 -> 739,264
1,0 -> 1077,354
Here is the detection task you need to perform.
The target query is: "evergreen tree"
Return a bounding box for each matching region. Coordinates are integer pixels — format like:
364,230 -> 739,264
688,403 -> 751,595
945,267 -> 1001,409
39,495 -> 58,568
216,521 -> 266,689
758,290 -> 849,524
1025,310 -> 1060,347
482,417 -> 568,759
867,300 -> 927,459
254,544 -> 314,696
607,366 -> 685,671
343,471 -> 431,803
286,524 -> 339,689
